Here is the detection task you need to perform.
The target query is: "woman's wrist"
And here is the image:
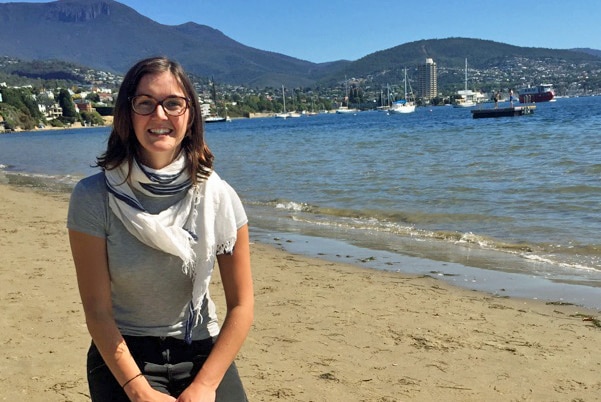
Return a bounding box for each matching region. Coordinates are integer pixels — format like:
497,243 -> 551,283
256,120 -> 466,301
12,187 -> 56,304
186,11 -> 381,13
122,372 -> 144,389
122,373 -> 153,401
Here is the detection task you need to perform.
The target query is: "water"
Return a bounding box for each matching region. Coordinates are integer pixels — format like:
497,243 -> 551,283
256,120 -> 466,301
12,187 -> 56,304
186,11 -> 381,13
3,96 -> 601,309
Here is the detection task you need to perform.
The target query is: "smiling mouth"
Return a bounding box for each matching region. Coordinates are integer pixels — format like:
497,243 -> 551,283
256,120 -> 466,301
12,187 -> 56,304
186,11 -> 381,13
148,128 -> 172,135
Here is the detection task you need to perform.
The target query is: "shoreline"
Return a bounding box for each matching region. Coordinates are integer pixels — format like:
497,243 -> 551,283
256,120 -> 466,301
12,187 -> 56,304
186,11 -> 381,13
2,182 -> 601,400
258,230 -> 601,310
1,114 -> 271,135
1,115 -> 114,134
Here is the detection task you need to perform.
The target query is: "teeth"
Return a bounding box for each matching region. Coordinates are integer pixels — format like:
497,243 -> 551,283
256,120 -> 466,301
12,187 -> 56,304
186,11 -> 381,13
149,128 -> 171,134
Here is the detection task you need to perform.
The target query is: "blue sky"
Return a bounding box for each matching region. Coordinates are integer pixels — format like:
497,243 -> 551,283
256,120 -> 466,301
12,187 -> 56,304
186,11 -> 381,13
5,0 -> 601,62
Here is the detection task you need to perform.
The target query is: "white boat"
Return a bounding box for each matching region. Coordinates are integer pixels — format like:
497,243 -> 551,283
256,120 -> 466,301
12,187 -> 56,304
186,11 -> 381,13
275,85 -> 302,118
454,59 -> 477,108
204,78 -> 230,123
336,76 -> 359,114
275,85 -> 288,118
454,96 -> 476,108
204,115 -> 231,123
376,84 -> 392,112
335,106 -> 358,114
389,100 -> 415,114
389,68 -> 415,114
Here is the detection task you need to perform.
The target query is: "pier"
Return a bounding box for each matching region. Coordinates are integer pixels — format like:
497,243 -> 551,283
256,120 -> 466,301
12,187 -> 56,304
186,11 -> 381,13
471,105 -> 536,119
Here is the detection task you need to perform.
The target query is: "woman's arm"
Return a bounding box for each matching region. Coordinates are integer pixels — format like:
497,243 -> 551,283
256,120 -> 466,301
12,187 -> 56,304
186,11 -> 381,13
69,229 -> 173,401
180,224 -> 254,400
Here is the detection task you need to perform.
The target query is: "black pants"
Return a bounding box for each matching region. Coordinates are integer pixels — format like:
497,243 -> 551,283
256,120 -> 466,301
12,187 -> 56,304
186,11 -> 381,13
87,335 -> 248,401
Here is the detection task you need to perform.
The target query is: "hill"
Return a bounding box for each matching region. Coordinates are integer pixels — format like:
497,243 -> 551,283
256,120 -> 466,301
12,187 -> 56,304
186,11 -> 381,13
320,38 -> 601,90
0,1 -> 600,93
572,48 -> 601,59
0,0 -> 347,88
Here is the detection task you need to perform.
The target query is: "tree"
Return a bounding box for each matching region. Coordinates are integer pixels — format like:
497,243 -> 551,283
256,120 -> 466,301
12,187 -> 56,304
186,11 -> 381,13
86,92 -> 100,103
22,93 -> 43,121
80,110 -> 105,126
57,89 -> 79,123
349,86 -> 364,105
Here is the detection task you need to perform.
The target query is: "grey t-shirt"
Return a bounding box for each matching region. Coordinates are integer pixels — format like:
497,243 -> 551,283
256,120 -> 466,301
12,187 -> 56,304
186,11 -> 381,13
67,171 -> 248,340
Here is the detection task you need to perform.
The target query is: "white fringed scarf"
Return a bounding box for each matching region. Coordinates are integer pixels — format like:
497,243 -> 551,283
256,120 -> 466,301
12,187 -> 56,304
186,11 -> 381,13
105,153 -> 238,341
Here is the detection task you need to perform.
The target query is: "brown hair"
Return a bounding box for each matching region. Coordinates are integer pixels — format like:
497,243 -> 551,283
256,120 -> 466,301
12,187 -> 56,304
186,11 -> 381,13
97,56 -> 213,182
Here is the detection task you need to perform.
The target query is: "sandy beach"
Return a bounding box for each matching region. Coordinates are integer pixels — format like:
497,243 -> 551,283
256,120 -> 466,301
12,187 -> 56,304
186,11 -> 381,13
1,183 -> 601,401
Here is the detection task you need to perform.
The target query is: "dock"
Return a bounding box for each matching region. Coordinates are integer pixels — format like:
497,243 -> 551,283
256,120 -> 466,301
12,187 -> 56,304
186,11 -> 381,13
471,105 -> 536,119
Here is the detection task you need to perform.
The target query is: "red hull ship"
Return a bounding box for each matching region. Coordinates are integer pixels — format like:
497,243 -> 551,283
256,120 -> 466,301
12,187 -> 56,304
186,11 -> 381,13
518,84 -> 554,103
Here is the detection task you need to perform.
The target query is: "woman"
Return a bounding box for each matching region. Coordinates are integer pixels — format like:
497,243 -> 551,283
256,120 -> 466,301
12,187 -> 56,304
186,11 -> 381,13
68,56 -> 253,401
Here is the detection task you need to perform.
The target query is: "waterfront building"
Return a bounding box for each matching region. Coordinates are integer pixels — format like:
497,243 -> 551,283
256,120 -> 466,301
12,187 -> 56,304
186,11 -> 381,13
417,58 -> 437,101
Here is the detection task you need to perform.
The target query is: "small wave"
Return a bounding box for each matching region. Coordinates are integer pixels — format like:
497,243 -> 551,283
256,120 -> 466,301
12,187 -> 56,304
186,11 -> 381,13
522,253 -> 601,274
417,229 -> 534,253
247,197 -> 601,275
274,200 -> 308,212
523,254 -> 590,269
2,171 -> 79,193
456,232 -> 494,248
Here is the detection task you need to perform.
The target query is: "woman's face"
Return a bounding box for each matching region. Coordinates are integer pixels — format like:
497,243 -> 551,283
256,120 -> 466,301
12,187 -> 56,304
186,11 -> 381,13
131,71 -> 190,169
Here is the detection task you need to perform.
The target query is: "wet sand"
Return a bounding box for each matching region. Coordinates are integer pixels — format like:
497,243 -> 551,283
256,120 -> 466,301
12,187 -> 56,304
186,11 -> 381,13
1,183 -> 600,401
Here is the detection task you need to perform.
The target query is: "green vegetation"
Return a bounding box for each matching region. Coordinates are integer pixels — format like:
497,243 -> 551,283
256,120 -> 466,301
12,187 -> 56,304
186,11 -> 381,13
5,59 -> 85,82
57,89 -> 78,124
80,110 -> 106,126
0,80 -> 107,131
2,36 -> 601,130
0,87 -> 43,130
0,57 -> 88,88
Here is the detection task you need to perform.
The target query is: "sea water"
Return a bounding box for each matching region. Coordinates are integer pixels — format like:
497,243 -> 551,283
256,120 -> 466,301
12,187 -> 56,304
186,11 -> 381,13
3,96 -> 601,308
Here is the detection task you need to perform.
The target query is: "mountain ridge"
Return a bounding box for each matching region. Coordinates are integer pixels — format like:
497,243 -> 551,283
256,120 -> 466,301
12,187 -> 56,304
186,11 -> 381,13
0,0 -> 600,89
0,0 -> 344,87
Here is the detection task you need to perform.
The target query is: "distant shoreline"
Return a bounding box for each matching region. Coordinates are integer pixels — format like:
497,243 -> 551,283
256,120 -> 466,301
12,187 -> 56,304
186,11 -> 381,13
1,116 -> 114,135
0,114 -> 274,135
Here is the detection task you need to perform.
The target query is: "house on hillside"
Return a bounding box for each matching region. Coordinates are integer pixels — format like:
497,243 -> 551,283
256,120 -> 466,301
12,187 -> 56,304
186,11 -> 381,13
75,101 -> 94,113
39,103 -> 63,120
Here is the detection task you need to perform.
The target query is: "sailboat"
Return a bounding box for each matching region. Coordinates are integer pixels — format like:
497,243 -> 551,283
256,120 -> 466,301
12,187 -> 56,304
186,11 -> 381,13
454,58 -> 477,108
336,76 -> 359,114
389,68 -> 416,114
274,85 -> 288,118
274,85 -> 301,118
376,84 -> 392,112
306,97 -> 318,116
204,78 -> 230,123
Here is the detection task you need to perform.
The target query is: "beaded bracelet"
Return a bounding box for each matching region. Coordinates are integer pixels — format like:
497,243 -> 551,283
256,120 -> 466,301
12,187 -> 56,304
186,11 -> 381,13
122,373 -> 143,389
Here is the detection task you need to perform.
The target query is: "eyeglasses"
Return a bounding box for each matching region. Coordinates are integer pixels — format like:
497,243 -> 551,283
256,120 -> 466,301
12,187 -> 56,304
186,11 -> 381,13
129,95 -> 190,116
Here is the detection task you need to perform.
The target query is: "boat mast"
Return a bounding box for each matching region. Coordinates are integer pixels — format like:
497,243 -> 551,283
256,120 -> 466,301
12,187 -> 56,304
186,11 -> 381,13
344,76 -> 348,107
464,58 -> 468,91
404,68 -> 408,99
211,77 -> 219,116
387,84 -> 391,107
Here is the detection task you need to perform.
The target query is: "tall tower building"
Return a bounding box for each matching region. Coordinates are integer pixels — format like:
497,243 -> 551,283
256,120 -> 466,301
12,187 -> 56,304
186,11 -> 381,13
418,58 -> 437,100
